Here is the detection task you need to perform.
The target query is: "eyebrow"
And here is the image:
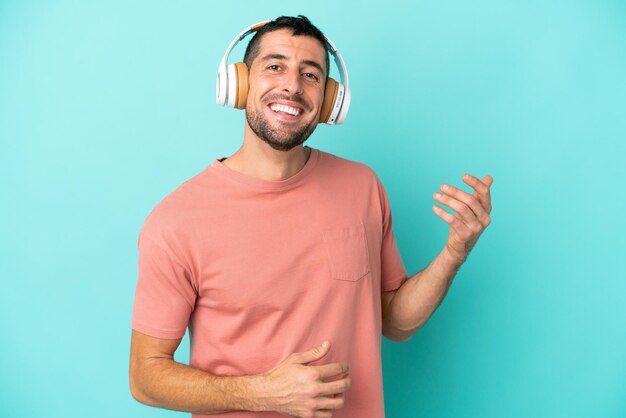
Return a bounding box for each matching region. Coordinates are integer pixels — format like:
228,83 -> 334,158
260,53 -> 326,76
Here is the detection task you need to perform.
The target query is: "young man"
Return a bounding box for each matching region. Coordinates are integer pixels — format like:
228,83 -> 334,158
130,16 -> 493,418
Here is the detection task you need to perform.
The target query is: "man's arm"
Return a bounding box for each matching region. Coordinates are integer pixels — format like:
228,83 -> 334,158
129,330 -> 351,417
381,174 -> 493,342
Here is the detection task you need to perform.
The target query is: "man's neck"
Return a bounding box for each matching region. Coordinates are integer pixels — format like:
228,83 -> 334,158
222,128 -> 311,181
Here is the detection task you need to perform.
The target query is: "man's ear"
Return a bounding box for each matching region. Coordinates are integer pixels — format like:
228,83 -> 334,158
318,77 -> 338,123
232,62 -> 249,109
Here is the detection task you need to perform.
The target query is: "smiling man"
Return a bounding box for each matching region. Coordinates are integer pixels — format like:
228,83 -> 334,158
129,15 -> 493,418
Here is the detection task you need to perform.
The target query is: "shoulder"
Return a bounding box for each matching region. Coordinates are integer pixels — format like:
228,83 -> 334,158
316,149 -> 380,183
138,166 -> 214,244
314,150 -> 393,211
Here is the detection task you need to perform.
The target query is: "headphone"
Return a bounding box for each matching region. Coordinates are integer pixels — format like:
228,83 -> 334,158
216,20 -> 351,125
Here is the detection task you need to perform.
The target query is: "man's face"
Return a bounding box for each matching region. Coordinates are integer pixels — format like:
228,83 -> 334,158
245,29 -> 327,151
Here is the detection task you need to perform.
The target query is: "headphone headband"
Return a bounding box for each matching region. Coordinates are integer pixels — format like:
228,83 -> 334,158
217,21 -> 269,77
216,20 -> 351,125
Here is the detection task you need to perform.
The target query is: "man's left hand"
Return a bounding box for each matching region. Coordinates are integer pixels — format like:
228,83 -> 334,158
432,174 -> 494,264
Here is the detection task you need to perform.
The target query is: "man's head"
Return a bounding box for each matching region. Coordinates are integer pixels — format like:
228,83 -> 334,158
243,16 -> 330,79
243,16 -> 330,152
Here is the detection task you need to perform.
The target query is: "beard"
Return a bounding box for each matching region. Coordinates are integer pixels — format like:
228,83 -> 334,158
246,97 -> 317,152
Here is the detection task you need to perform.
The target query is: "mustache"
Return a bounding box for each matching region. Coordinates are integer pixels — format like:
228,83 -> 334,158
263,94 -> 311,111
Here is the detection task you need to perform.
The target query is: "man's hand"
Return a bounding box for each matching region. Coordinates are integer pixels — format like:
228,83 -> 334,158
432,174 -> 494,264
258,341 -> 351,418
380,174 -> 493,341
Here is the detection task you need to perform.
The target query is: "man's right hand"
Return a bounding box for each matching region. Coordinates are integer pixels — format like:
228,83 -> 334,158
257,341 -> 351,418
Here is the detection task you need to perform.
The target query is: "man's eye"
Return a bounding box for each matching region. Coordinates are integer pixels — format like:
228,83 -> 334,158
267,65 -> 280,71
303,73 -> 319,81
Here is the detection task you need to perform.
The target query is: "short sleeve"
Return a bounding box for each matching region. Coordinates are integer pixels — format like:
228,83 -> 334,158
376,176 -> 408,291
132,232 -> 197,339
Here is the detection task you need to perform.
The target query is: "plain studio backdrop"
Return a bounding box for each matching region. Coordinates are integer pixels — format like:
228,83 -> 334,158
1,1 -> 625,417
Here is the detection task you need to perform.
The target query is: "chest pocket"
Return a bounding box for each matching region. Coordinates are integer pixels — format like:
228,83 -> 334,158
322,223 -> 371,282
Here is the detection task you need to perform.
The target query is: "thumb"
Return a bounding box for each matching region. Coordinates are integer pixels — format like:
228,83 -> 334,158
287,341 -> 331,365
482,175 -> 494,187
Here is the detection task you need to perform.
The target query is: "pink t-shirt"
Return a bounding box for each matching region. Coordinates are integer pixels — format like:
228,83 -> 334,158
132,147 -> 407,417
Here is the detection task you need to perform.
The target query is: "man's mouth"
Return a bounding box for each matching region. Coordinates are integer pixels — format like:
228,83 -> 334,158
268,103 -> 303,117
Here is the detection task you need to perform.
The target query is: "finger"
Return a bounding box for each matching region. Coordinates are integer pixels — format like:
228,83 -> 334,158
315,362 -> 349,380
432,205 -> 474,239
318,375 -> 351,396
287,341 -> 330,365
314,393 -> 346,410
433,192 -> 484,231
439,183 -> 491,228
462,174 -> 492,213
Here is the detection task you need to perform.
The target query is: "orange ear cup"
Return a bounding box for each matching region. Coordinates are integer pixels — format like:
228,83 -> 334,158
234,62 -> 249,109
319,77 -> 338,123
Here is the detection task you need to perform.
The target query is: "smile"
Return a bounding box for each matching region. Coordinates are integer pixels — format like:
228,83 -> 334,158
269,103 -> 302,117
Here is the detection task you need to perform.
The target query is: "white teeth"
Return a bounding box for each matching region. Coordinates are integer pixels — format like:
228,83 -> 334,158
270,104 -> 301,116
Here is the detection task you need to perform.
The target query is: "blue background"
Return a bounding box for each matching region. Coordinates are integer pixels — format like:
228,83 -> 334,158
1,0 -> 625,417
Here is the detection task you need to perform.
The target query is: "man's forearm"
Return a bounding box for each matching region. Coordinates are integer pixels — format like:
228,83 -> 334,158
130,357 -> 263,414
383,247 -> 464,341
130,335 -> 351,417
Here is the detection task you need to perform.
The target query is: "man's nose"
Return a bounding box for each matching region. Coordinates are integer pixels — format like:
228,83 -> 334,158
281,69 -> 303,95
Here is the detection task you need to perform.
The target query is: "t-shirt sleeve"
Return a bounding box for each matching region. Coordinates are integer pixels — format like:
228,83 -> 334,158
132,232 -> 197,339
376,176 -> 408,292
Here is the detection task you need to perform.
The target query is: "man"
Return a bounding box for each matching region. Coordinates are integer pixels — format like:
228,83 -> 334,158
129,16 -> 493,418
